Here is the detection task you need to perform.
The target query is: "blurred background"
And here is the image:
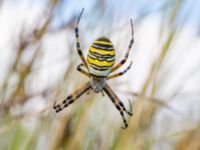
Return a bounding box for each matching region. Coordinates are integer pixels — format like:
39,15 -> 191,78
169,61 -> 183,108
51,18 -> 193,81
0,0 -> 200,150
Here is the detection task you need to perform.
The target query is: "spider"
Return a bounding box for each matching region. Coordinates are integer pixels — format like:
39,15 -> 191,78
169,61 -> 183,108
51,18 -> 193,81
53,8 -> 134,129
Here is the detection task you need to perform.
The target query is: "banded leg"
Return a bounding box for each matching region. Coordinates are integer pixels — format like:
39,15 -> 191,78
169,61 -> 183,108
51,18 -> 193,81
53,82 -> 91,112
111,19 -> 134,73
107,61 -> 132,80
103,84 -> 132,129
75,8 -> 88,69
104,84 -> 133,116
77,63 -> 90,77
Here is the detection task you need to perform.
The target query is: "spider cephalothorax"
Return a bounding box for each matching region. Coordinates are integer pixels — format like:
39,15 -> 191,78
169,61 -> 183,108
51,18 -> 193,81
89,76 -> 106,93
53,8 -> 134,129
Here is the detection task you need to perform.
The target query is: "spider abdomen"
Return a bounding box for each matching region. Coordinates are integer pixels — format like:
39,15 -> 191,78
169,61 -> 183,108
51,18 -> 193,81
87,37 -> 115,77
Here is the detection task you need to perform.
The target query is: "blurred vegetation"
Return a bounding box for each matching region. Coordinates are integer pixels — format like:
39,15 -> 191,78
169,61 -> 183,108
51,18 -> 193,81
0,0 -> 200,150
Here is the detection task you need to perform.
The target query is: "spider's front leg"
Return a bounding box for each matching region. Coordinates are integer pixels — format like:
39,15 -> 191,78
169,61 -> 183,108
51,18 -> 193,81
53,82 -> 91,112
111,19 -> 134,73
75,8 -> 88,69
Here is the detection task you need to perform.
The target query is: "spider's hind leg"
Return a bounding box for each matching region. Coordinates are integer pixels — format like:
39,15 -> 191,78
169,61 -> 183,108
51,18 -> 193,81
104,84 -> 133,116
53,82 -> 91,113
103,84 -> 130,129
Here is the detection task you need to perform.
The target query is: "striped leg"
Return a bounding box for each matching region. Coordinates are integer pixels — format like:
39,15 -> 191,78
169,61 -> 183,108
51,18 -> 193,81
103,84 -> 132,129
104,84 -> 133,116
75,8 -> 88,69
77,63 -> 90,77
107,61 -> 132,80
53,82 -> 91,112
111,19 -> 134,73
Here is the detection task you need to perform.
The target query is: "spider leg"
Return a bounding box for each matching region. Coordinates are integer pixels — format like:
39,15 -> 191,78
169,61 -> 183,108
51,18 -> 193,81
53,82 -> 91,112
77,63 -> 90,77
107,61 -> 132,80
110,19 -> 134,73
104,84 -> 133,116
103,84 -> 132,129
75,8 -> 88,69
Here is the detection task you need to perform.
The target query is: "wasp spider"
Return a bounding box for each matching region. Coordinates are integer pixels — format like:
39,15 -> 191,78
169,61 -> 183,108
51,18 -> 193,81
53,8 -> 134,129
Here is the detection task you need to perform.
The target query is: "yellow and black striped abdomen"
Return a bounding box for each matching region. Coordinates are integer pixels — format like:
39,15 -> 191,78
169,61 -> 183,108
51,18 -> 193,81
87,37 -> 115,77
